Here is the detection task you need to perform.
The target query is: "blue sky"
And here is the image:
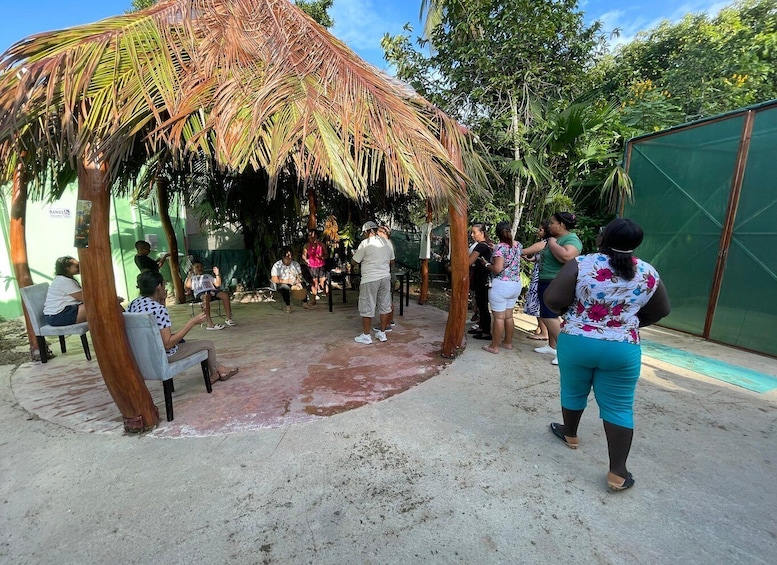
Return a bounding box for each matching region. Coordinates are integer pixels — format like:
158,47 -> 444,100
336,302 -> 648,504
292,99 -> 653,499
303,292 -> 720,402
0,0 -> 729,71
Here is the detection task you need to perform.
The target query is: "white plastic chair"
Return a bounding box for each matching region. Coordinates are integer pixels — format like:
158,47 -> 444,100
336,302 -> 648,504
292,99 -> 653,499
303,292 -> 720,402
122,312 -> 213,422
19,282 -> 91,364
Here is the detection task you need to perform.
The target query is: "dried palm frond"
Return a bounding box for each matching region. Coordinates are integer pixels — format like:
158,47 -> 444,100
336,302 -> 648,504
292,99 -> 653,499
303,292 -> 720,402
0,0 -> 492,210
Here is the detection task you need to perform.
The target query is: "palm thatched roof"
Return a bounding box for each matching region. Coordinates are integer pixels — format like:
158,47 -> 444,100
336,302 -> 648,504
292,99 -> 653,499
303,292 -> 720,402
0,0 -> 490,208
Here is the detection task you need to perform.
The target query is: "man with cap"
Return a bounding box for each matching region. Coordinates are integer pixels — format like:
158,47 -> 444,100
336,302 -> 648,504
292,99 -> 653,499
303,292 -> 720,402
351,221 -> 395,344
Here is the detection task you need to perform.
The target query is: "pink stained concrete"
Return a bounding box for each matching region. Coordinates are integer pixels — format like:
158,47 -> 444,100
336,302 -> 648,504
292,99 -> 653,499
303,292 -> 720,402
10,295 -> 453,437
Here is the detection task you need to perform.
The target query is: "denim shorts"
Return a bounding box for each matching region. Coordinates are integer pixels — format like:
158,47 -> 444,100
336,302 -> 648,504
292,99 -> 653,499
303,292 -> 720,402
45,304 -> 79,326
537,280 -> 558,319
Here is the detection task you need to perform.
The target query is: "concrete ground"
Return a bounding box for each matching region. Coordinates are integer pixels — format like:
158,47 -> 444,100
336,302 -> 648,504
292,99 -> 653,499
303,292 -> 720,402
1,295 -> 776,564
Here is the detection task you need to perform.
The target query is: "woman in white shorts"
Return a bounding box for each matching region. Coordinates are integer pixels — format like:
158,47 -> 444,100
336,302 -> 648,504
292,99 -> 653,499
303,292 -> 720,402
480,221 -> 522,354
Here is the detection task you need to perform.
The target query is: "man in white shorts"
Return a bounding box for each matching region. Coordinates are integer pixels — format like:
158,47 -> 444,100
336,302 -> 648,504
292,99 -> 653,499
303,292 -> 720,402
352,221 -> 394,344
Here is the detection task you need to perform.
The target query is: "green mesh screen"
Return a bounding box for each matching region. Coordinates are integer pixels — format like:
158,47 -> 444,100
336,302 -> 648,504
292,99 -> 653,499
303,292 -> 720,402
707,109 -> 777,356
391,226 -> 449,275
390,230 -> 421,270
625,104 -> 777,357
187,249 -> 256,288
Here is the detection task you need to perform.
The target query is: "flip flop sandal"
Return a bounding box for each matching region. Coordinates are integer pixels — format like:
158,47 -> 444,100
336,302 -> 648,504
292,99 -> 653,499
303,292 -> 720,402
607,471 -> 635,491
219,367 -> 239,381
550,422 -> 579,449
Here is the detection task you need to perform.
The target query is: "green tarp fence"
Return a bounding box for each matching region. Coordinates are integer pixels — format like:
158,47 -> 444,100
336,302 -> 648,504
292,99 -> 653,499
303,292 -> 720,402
624,100 -> 777,358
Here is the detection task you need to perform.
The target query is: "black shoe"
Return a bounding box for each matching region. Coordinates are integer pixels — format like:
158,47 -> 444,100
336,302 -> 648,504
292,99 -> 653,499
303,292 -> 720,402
550,422 -> 579,449
472,333 -> 493,340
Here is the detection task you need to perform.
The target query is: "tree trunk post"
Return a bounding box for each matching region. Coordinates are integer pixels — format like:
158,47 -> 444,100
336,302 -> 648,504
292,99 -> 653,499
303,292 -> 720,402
157,180 -> 185,303
510,93 -> 527,234
307,186 -> 318,229
9,156 -> 39,357
440,143 -> 469,358
418,200 -> 433,305
77,156 -> 160,431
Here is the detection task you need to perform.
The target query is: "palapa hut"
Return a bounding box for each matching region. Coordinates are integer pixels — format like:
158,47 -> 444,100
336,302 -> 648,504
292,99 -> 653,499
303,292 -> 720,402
0,0 -> 491,431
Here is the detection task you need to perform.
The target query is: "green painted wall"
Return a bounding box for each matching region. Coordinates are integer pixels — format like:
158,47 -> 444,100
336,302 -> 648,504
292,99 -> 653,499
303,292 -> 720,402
0,186 -> 187,321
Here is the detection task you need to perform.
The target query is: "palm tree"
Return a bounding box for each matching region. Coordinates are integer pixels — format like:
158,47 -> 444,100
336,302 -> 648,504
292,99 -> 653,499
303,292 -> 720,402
0,0 -> 490,430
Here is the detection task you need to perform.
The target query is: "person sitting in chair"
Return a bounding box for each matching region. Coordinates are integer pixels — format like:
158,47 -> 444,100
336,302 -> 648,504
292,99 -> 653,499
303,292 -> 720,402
129,270 -> 238,382
43,256 -> 88,326
185,261 -> 235,330
271,247 -> 313,314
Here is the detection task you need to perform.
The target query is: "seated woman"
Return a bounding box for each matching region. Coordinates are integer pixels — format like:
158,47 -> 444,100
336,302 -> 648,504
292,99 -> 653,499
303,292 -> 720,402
43,256 -> 87,326
129,270 -> 238,382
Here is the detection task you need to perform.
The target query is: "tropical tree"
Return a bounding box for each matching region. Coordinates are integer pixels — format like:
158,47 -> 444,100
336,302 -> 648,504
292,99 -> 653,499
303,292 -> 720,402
386,0 -> 608,234
598,0 -> 777,123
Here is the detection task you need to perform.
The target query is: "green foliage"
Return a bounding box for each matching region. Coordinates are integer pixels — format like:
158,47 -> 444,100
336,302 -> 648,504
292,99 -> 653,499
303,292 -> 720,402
600,0 -> 777,122
295,0 -> 335,28
385,1 -> 628,236
129,0 -> 156,11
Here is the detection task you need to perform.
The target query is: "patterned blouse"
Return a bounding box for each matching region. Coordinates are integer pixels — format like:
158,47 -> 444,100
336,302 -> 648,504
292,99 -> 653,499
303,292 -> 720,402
561,253 -> 660,345
492,242 -> 522,282
128,296 -> 177,356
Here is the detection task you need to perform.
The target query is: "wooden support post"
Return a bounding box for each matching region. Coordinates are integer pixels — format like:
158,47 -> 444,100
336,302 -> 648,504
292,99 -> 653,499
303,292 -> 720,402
77,156 -> 160,431
307,186 -> 317,229
157,179 -> 185,303
440,142 -> 469,358
9,155 -> 39,358
418,200 -> 433,305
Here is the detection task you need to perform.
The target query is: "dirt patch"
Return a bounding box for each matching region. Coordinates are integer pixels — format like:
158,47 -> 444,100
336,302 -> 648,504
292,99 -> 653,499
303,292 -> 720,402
0,317 -> 31,367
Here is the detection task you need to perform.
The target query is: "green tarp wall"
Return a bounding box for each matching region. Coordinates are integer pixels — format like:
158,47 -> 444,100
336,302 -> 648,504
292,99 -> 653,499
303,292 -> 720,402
624,100 -> 777,358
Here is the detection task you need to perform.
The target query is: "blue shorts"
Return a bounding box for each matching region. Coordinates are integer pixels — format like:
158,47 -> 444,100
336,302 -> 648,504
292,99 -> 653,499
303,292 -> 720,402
556,332 -> 642,428
45,304 -> 79,326
537,280 -> 558,319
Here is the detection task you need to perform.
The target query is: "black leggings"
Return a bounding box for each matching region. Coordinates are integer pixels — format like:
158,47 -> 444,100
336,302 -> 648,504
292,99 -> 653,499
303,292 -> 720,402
276,284 -> 292,306
474,284 -> 491,334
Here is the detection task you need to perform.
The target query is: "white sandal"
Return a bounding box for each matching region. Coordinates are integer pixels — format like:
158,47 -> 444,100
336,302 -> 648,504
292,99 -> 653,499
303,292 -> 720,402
206,324 -> 225,331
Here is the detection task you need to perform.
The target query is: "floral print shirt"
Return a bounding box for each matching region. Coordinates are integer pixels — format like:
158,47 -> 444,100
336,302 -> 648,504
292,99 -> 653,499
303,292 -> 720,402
492,242 -> 522,282
561,253 -> 660,344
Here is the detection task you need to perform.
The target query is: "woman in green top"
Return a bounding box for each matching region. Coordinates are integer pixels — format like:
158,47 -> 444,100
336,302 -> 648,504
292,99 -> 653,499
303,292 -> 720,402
522,212 -> 582,364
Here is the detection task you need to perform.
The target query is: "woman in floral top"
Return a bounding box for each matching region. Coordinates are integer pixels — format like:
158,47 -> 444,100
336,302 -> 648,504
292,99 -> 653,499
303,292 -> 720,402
544,218 -> 670,492
480,221 -> 523,354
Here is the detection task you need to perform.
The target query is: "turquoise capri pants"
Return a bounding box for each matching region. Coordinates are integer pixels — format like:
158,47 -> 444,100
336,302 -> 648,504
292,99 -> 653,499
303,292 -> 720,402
556,332 -> 642,429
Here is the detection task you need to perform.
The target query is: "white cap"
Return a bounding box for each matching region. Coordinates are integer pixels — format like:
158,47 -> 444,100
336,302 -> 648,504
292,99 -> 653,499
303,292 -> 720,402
361,221 -> 379,232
